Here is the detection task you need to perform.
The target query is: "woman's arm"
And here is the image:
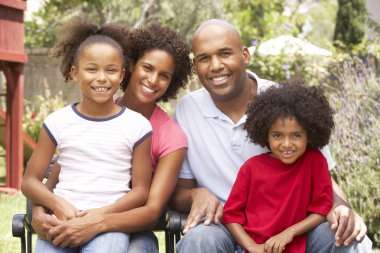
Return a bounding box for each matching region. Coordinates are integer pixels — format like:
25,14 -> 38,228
49,147 -> 187,248
264,213 -> 326,253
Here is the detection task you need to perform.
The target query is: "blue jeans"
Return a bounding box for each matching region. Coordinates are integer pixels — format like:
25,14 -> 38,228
306,222 -> 373,253
176,218 -> 236,253
127,230 -> 158,253
176,221 -> 373,253
36,232 -> 130,253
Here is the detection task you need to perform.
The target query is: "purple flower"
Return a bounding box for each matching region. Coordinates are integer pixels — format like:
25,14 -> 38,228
251,39 -> 258,46
286,73 -> 291,80
282,23 -> 292,30
283,64 -> 289,71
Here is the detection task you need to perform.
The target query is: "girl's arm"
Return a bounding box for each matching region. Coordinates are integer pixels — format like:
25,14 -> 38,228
90,136 -> 152,215
225,223 -> 265,253
21,128 -> 77,220
49,146 -> 187,248
264,213 -> 326,253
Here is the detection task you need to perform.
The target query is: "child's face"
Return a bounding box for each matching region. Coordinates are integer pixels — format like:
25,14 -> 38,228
268,117 -> 307,164
127,49 -> 174,104
71,43 -> 125,105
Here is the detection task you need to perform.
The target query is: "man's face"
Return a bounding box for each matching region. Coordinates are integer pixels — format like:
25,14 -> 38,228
192,24 -> 250,102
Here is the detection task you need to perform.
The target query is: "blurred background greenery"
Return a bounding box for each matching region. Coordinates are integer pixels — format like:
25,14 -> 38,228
1,0 -> 379,251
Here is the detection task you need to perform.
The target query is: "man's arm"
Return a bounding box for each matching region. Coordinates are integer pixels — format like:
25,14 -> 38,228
328,177 -> 367,246
169,178 -> 223,234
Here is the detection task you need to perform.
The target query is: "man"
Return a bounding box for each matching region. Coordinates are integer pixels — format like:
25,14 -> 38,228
170,19 -> 372,253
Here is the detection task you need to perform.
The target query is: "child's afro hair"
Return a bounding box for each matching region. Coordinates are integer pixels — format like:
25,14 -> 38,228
244,79 -> 335,149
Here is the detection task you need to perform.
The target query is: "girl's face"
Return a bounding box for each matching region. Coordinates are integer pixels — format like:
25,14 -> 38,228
268,117 -> 308,164
71,43 -> 125,105
127,49 -> 175,104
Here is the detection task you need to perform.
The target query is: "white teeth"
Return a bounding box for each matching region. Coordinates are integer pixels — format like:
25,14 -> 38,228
141,84 -> 156,94
94,87 -> 108,92
211,76 -> 228,82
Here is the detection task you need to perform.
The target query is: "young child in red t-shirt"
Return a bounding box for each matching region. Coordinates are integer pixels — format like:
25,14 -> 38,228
222,80 -> 335,253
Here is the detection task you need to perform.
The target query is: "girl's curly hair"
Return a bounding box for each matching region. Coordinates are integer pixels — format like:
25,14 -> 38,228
121,23 -> 193,102
50,16 -> 130,82
244,79 -> 335,149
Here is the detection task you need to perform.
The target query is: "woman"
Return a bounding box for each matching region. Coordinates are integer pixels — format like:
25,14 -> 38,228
31,23 -> 193,253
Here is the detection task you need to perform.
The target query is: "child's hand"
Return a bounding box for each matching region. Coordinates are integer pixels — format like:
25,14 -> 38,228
264,229 -> 294,253
246,243 -> 265,253
52,195 -> 79,221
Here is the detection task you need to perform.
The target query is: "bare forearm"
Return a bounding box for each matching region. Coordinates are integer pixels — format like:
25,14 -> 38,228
286,213 -> 326,237
332,178 -> 349,207
21,178 -> 58,211
169,186 -> 195,213
226,223 -> 258,251
100,186 -> 149,214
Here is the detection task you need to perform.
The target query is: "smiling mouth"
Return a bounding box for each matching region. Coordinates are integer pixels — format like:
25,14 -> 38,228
92,86 -> 110,93
140,83 -> 156,94
209,75 -> 229,85
280,150 -> 295,158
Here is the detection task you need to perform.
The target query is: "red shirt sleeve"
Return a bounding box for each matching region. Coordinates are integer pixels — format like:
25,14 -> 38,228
222,162 -> 252,225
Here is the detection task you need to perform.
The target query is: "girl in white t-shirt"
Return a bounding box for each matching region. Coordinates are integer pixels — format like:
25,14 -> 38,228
21,16 -> 152,253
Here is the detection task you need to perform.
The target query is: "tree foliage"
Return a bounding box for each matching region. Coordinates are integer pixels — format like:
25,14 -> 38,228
25,0 -> 224,48
222,0 -> 308,47
333,0 -> 367,50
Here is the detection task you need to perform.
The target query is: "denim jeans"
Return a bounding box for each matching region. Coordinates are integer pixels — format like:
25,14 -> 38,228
36,232 -> 130,253
176,220 -> 373,253
306,222 -> 373,253
127,230 -> 158,253
176,218 -> 236,253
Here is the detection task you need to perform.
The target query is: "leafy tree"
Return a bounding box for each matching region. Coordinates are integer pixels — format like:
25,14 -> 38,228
333,0 -> 367,49
25,0 -> 224,48
222,0 -> 307,47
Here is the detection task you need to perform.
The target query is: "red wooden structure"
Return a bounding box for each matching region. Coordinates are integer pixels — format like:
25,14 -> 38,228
0,0 -> 28,191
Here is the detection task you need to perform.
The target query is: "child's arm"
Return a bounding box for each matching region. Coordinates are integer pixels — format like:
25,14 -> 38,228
86,136 -> 152,215
21,128 -> 77,220
225,223 -> 265,253
264,213 -> 326,253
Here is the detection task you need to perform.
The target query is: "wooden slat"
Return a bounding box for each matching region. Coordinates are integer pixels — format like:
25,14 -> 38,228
0,50 -> 28,63
0,0 -> 27,11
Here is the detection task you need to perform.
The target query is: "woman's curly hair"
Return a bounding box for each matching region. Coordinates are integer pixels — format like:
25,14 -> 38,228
121,23 -> 193,102
50,16 -> 130,82
244,80 -> 335,149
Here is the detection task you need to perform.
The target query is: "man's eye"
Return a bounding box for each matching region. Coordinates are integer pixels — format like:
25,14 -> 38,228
198,56 -> 209,62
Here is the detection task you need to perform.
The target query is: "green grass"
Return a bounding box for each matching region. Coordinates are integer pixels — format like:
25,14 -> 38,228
0,193 -> 168,252
0,193 -> 28,252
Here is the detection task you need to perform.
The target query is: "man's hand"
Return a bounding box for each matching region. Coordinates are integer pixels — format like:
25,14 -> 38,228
327,204 -> 367,247
31,205 -> 61,242
49,213 -> 104,248
182,188 -> 223,234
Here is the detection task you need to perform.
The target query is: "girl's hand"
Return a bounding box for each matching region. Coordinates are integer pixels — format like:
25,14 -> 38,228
264,229 -> 294,253
52,195 -> 79,221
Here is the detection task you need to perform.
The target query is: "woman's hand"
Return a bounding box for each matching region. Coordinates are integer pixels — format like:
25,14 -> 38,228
49,214 -> 105,248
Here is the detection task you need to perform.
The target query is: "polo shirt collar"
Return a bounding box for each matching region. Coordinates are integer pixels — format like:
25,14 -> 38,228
200,70 -> 259,124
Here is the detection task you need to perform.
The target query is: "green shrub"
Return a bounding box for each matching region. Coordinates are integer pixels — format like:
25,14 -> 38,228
249,52 -> 331,86
328,57 -> 380,246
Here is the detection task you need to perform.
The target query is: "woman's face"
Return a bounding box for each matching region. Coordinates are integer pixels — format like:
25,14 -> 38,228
127,49 -> 175,104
